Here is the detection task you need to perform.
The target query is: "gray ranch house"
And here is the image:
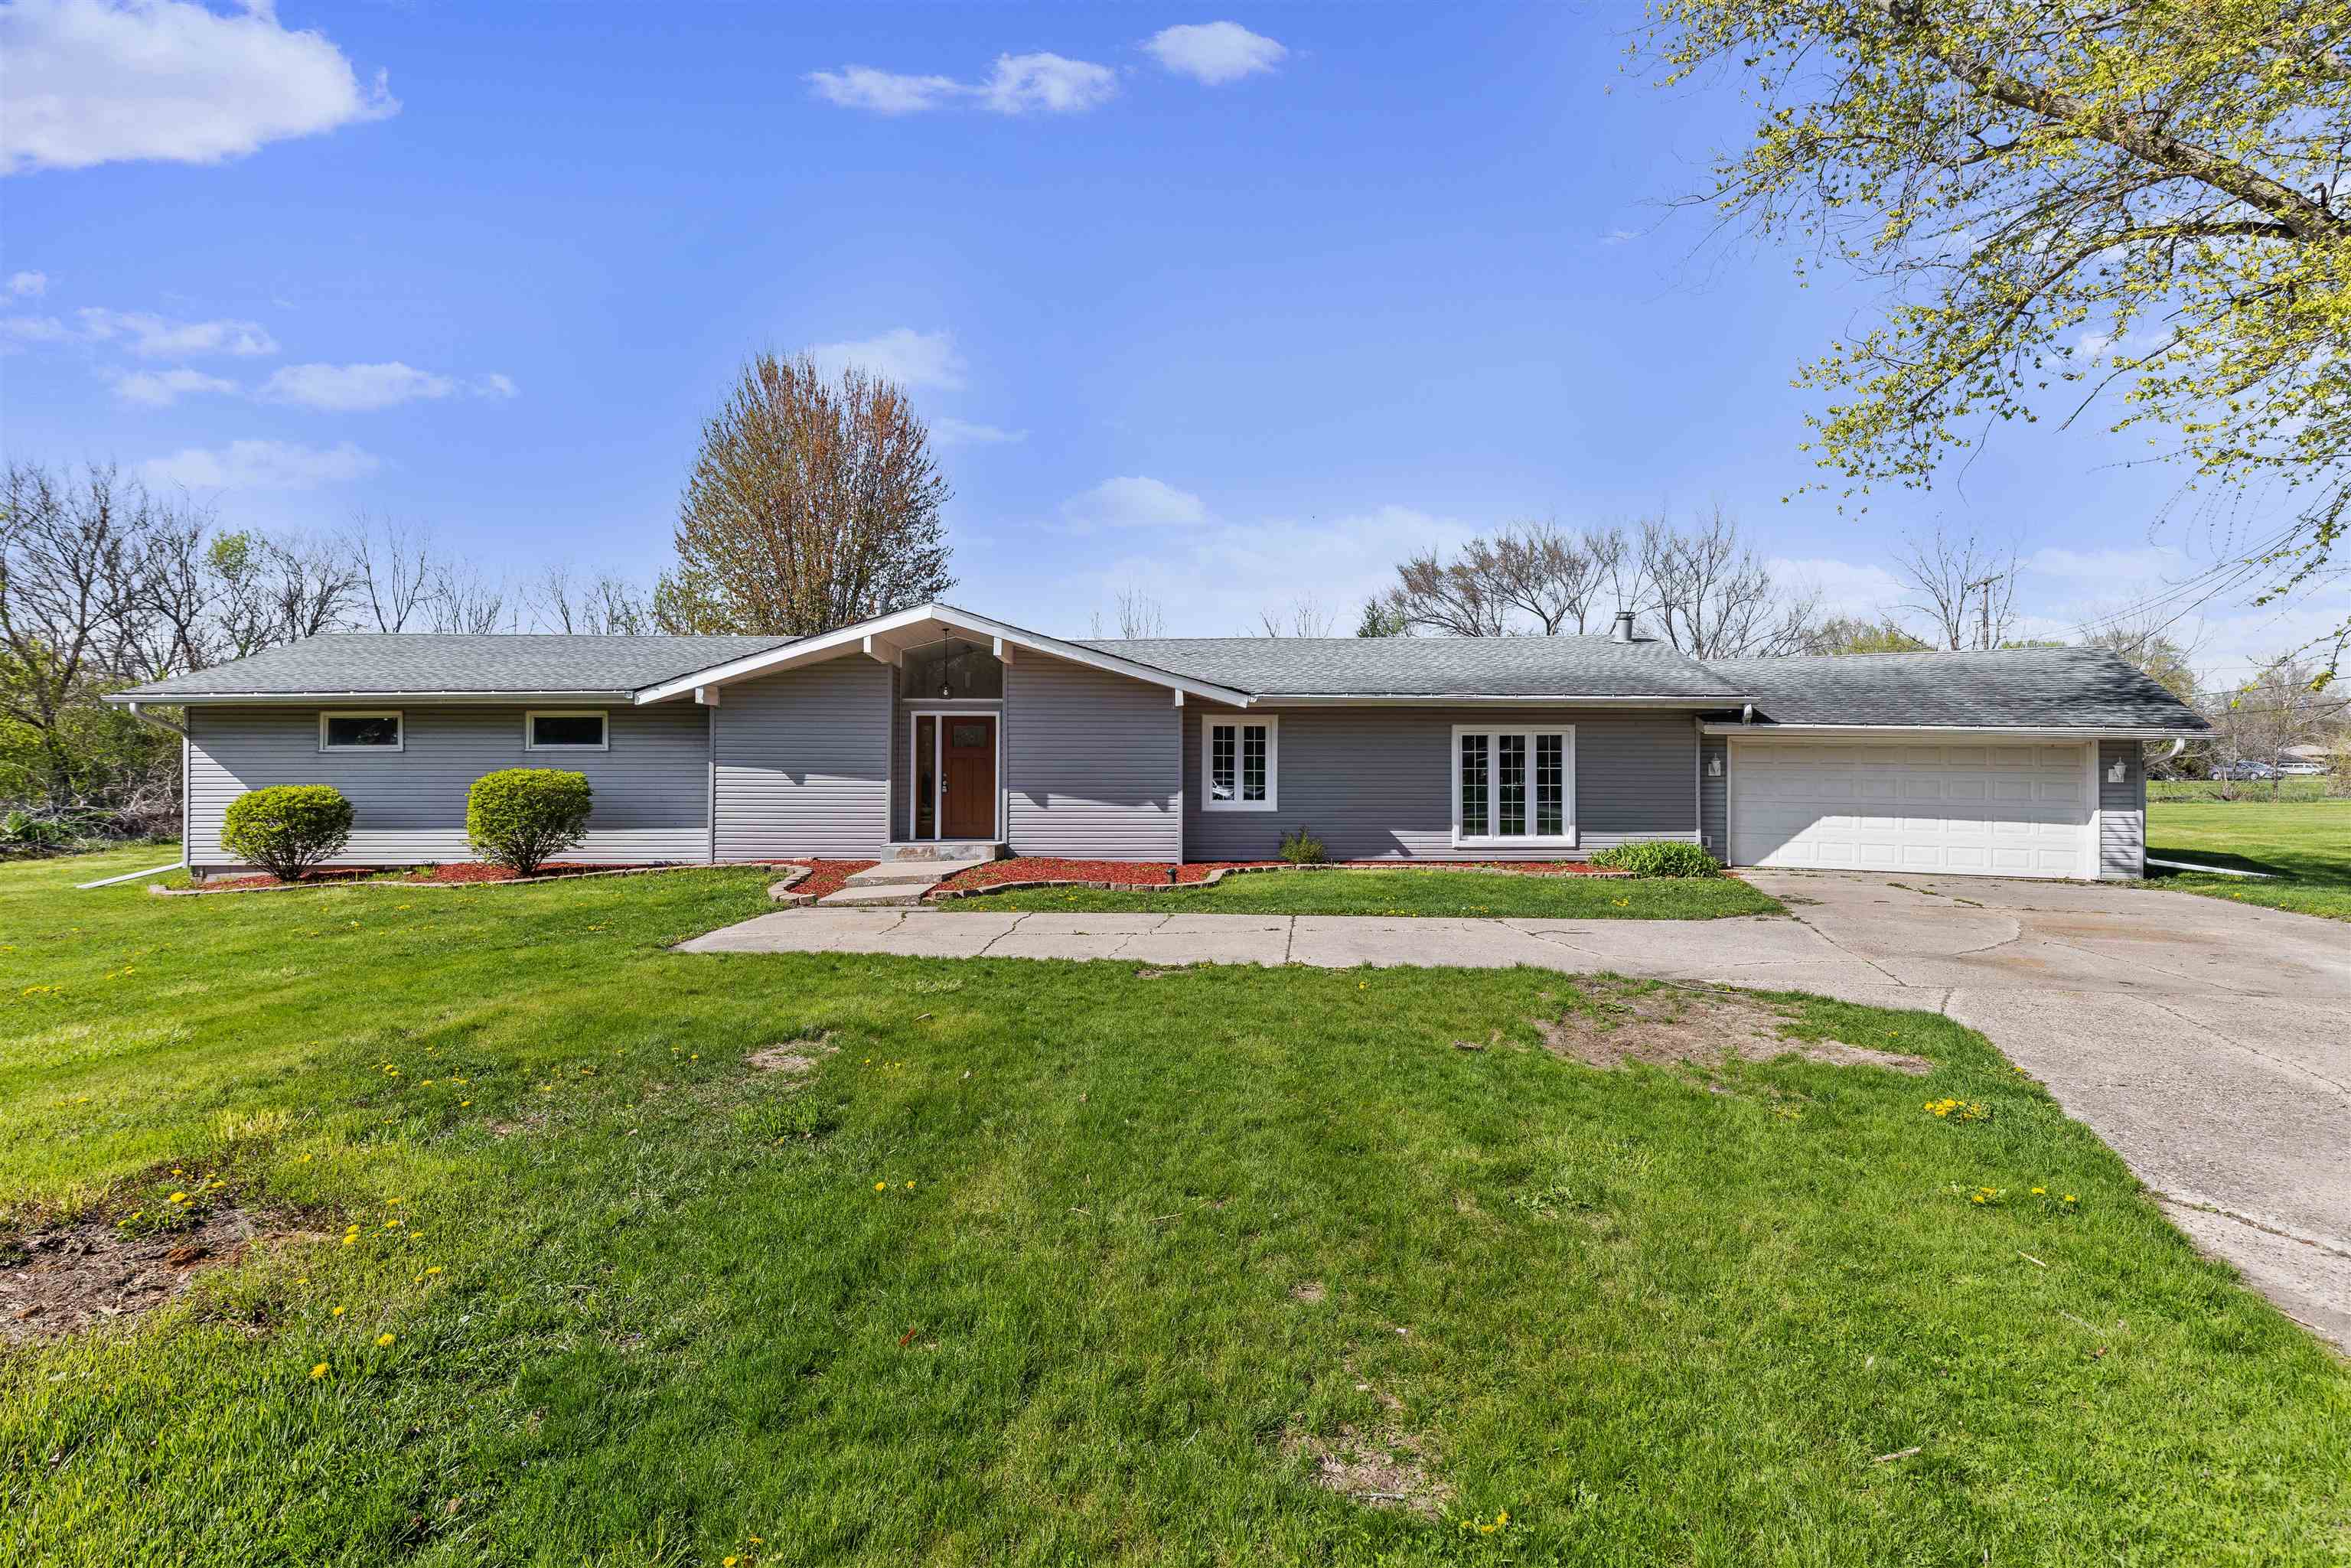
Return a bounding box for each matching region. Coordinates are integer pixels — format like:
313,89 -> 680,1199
107,601 -> 2209,882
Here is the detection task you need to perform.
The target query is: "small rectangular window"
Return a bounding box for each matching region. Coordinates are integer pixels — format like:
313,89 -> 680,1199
1202,716 -> 1277,811
526,710 -> 608,750
320,711 -> 402,751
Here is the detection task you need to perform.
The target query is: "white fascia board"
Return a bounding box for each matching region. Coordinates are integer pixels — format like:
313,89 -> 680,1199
1705,722 -> 2209,738
632,601 -> 1254,706
102,689 -> 636,706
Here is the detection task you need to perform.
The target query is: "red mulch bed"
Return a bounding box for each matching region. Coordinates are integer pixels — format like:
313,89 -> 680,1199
936,856 -> 1624,893
772,859 -> 876,900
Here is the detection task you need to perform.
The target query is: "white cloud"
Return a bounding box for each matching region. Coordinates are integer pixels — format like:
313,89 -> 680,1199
2023,543 -> 2189,582
1766,556 -> 1909,618
2,0 -> 398,174
931,416 -> 1026,446
140,437 -> 379,491
804,66 -> 964,115
1089,504 -> 1475,633
1145,22 -> 1286,85
804,328 -> 967,391
978,52 -> 1118,113
7,270 -> 47,297
474,371 -> 517,399
2,313 -> 72,346
806,51 -> 1116,116
259,360 -> 451,410
1601,227 -> 1639,246
78,306 -> 276,357
112,366 -> 237,406
1060,476 -> 1213,532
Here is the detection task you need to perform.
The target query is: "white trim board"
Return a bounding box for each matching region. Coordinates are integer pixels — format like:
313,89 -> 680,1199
906,708 -> 1003,843
1449,722 -> 1577,849
1199,713 -> 1279,813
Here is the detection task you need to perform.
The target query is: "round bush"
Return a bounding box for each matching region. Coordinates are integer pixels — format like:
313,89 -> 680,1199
466,768 -> 593,876
1586,841 -> 1723,879
221,784 -> 354,881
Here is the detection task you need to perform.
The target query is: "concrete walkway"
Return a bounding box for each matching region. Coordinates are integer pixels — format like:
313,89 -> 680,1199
677,872 -> 2351,1347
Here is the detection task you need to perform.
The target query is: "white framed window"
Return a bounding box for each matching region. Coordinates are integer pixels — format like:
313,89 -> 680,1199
1201,715 -> 1277,812
1452,725 -> 1573,846
318,710 -> 403,752
525,709 -> 609,751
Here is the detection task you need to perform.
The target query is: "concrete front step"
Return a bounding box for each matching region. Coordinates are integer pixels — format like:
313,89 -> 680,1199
879,842 -> 1007,863
843,856 -> 993,887
817,885 -> 935,907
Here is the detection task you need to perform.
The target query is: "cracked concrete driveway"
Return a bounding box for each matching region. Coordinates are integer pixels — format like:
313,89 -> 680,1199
677,873 -> 2351,1346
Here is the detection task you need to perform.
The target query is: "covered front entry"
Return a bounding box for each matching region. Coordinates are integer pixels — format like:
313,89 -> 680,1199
1729,738 -> 2095,879
910,712 -> 999,842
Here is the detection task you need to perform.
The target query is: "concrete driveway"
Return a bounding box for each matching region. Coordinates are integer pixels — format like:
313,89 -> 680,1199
679,873 -> 2351,1345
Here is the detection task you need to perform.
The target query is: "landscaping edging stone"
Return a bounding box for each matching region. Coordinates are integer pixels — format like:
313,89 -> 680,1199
924,860 -> 1640,903
155,862 -> 774,897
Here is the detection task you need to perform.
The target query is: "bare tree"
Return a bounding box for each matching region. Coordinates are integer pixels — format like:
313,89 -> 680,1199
430,560 -> 514,634
660,350 -> 954,635
2203,655 -> 2350,798
1378,521 -> 1645,637
1257,595 -> 1335,637
347,514 -> 441,633
1111,585 -> 1165,639
1639,506 -> 1821,658
1378,544 -> 1515,637
1893,527 -> 2020,650
122,504 -> 223,679
525,562 -> 652,634
0,462 -> 161,803
210,532 -> 362,657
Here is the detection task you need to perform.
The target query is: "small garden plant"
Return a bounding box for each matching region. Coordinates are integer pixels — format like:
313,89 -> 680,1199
220,784 -> 354,880
465,768 -> 594,876
1277,825 -> 1328,865
1586,841 -> 1723,878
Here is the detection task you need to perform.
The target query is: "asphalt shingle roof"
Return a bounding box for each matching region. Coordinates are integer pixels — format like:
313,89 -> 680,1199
1702,647 -> 2210,732
111,634 -> 798,699
1079,636 -> 1746,698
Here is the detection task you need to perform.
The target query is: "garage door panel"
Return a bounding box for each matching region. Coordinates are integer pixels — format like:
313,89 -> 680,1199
1733,740 -> 2091,879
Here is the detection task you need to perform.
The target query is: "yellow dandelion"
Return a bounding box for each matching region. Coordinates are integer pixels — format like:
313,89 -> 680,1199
377,1332 -> 395,1347
168,1191 -> 188,1204
426,1266 -> 442,1276
331,1305 -> 346,1316
875,1181 -> 886,1191
311,1363 -> 329,1380
906,1181 -> 915,1189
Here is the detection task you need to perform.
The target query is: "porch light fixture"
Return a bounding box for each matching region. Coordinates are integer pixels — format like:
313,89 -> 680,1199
937,637 -> 957,699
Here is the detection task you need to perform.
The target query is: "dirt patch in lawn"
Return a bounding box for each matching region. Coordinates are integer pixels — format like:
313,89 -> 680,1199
747,1033 -> 837,1077
0,1206 -> 288,1345
1536,981 -> 1933,1075
1282,1374 -> 1451,1516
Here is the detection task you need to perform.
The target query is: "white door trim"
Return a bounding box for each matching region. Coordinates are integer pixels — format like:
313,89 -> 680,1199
907,708 -> 1002,843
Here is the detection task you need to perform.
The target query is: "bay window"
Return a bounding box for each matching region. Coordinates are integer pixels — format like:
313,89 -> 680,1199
1453,725 -> 1573,845
1202,715 -> 1277,811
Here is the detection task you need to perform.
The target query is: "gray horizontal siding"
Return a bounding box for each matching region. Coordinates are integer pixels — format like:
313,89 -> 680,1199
185,703 -> 709,870
2098,738 -> 2144,880
1003,654 -> 1182,861
1182,706 -> 1700,862
713,657 -> 891,859
1699,736 -> 1727,858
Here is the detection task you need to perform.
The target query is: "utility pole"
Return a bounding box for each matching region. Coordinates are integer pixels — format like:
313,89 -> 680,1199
1963,574 -> 2001,650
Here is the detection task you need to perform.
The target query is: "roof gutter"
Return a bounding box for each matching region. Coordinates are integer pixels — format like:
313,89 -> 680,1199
102,689 -> 641,707
124,701 -> 188,738
1701,722 -> 2211,739
1250,693 -> 1750,708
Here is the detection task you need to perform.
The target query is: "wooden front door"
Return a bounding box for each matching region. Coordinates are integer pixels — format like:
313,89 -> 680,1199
940,716 -> 996,839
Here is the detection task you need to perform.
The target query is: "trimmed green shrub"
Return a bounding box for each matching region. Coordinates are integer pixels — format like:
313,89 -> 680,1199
220,785 -> 354,880
1586,841 -> 1723,879
466,768 -> 593,875
1277,825 -> 1328,865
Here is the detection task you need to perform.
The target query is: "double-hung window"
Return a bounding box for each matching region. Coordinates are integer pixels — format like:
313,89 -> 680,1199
1453,725 -> 1573,846
1202,716 -> 1277,811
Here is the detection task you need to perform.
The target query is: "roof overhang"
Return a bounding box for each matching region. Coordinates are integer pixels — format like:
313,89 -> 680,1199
631,602 -> 1256,707
1252,693 -> 1748,707
1704,722 -> 2209,739
103,689 -> 639,707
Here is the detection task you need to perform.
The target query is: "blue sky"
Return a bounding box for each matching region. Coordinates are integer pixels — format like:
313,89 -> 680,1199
3,2 -> 2335,680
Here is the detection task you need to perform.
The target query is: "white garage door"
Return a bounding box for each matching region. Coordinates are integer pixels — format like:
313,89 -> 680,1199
1730,740 -> 2094,879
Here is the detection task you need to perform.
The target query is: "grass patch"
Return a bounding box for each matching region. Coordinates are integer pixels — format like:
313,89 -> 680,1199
2146,800 -> 2351,921
2147,777 -> 2333,804
947,869 -> 1782,919
4,846 -> 2346,1563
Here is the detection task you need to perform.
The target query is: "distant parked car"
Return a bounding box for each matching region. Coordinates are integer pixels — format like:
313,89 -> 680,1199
2212,760 -> 2283,781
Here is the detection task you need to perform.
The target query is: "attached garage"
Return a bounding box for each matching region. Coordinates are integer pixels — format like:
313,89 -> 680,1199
1728,738 -> 2095,879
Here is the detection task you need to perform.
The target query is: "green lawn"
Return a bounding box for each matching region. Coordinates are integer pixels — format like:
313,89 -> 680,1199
2148,777 -> 2333,804
947,869 -> 1782,919
4,847 -> 2346,1564
2146,800 -> 2351,921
